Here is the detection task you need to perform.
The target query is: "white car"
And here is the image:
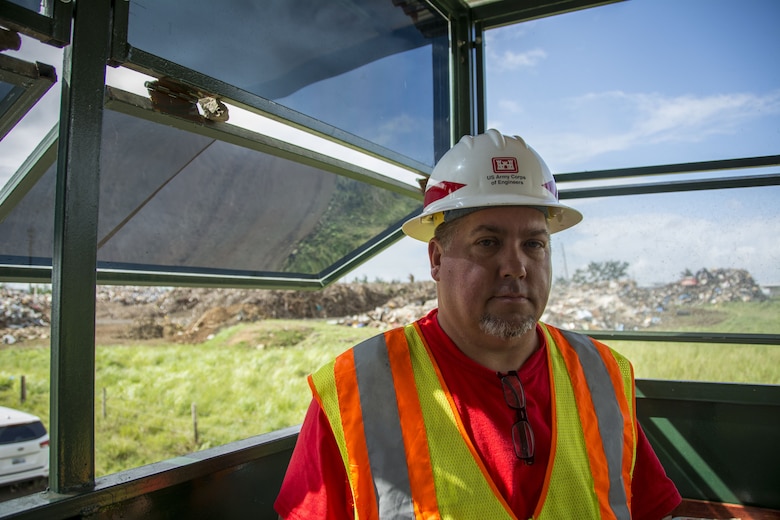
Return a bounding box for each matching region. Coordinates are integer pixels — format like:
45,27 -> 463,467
0,407 -> 49,487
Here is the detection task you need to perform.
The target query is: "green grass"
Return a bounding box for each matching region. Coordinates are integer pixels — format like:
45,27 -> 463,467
0,320 -> 379,476
0,298 -> 776,477
610,341 -> 779,383
612,297 -> 780,383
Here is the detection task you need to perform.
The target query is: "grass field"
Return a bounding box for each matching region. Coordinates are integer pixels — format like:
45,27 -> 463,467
0,298 -> 777,477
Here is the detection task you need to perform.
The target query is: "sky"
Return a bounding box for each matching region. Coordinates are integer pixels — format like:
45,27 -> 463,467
344,0 -> 780,287
1,0 -> 779,288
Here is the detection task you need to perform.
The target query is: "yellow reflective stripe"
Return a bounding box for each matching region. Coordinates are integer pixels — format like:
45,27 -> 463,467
536,325 -> 600,519
610,347 -> 636,476
309,361 -> 348,468
404,324 -> 515,519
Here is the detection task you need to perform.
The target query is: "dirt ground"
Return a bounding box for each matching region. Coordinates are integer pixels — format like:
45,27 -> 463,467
92,282 -> 439,345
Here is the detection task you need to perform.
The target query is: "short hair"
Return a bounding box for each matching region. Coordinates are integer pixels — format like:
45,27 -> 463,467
432,215 -> 461,251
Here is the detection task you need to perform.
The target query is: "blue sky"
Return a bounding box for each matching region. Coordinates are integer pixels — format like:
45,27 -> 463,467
1,0 -> 778,287
347,0 -> 780,287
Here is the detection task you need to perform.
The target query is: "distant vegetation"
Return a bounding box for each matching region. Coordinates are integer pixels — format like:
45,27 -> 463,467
0,298 -> 777,478
571,260 -> 630,284
282,176 -> 419,273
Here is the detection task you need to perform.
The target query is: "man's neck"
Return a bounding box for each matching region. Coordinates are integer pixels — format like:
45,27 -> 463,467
438,316 -> 542,373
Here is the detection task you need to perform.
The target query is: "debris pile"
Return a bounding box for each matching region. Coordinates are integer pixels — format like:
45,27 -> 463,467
331,296 -> 438,330
96,286 -> 170,306
544,279 -> 654,331
0,287 -> 51,344
654,268 -> 766,305
119,282 -> 439,343
544,268 -> 767,331
0,268 -> 769,344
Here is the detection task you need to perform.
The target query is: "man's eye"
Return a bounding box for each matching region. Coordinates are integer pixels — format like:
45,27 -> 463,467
477,238 -> 498,247
527,240 -> 546,249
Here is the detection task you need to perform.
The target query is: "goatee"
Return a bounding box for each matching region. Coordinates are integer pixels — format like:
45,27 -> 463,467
479,313 -> 536,339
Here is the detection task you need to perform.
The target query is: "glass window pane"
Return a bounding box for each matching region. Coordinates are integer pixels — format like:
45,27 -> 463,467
0,53 -> 57,142
484,0 -> 780,172
0,108 -> 420,277
543,186 -> 780,334
126,0 -> 449,167
6,0 -> 43,12
0,82 -> 13,99
480,0 -> 779,384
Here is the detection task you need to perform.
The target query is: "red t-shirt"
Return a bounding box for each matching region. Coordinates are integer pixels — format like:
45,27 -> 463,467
275,309 -> 681,519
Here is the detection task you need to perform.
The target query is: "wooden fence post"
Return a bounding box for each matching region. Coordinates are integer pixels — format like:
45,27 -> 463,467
192,403 -> 199,445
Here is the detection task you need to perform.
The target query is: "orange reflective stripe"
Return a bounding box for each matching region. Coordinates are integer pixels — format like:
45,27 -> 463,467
546,326 -> 616,520
384,327 -> 439,519
334,350 -> 379,520
411,323 -> 516,518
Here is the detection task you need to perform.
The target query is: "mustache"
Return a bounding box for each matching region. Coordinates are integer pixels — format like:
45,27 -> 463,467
492,281 -> 529,298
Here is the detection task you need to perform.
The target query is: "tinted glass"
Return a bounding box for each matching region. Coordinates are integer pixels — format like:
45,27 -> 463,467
126,0 -> 449,167
0,54 -> 56,142
543,185 -> 780,334
482,0 -> 780,343
0,82 -> 13,100
6,0 -> 43,12
0,422 -> 46,444
485,0 -> 780,172
0,108 -> 420,276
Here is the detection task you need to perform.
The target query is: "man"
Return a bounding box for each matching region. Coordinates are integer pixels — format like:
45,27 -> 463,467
275,130 -> 682,519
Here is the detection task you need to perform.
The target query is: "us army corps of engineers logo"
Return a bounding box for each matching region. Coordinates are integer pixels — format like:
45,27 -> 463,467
488,157 -> 526,186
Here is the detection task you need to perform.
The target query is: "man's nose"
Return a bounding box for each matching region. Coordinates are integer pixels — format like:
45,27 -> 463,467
500,244 -> 527,279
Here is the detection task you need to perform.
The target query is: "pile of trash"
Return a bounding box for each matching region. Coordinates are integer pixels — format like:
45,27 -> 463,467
654,268 -> 767,306
543,268 -> 767,331
337,268 -> 768,332
0,268 -> 769,344
0,287 -> 51,344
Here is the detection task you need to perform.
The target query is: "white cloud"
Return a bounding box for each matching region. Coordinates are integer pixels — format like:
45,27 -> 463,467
490,48 -> 547,72
628,90 -> 779,141
496,99 -> 524,115
346,207 -> 780,288
557,210 -> 780,286
532,89 -> 780,167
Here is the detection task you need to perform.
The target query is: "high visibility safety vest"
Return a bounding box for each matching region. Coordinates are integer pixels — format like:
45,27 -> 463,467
309,321 -> 637,520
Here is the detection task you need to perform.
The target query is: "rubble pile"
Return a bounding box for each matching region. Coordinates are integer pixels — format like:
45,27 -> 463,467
0,287 -> 51,344
124,282 -> 438,343
0,268 -> 769,344
543,279 -> 654,331
96,286 -> 171,306
651,268 -> 766,306
544,268 -> 767,331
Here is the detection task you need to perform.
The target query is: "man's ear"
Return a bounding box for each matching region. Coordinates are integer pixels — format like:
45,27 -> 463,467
429,239 -> 443,281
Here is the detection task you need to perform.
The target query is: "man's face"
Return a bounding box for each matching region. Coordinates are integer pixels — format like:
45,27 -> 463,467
429,206 -> 552,347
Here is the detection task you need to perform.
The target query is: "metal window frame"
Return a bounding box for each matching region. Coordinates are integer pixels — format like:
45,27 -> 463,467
0,0 -> 72,47
0,53 -> 56,141
0,0 -> 776,500
108,0 -> 443,176
0,85 -> 424,289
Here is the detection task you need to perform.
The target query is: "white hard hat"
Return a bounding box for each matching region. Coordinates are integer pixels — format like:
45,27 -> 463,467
402,129 -> 583,242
